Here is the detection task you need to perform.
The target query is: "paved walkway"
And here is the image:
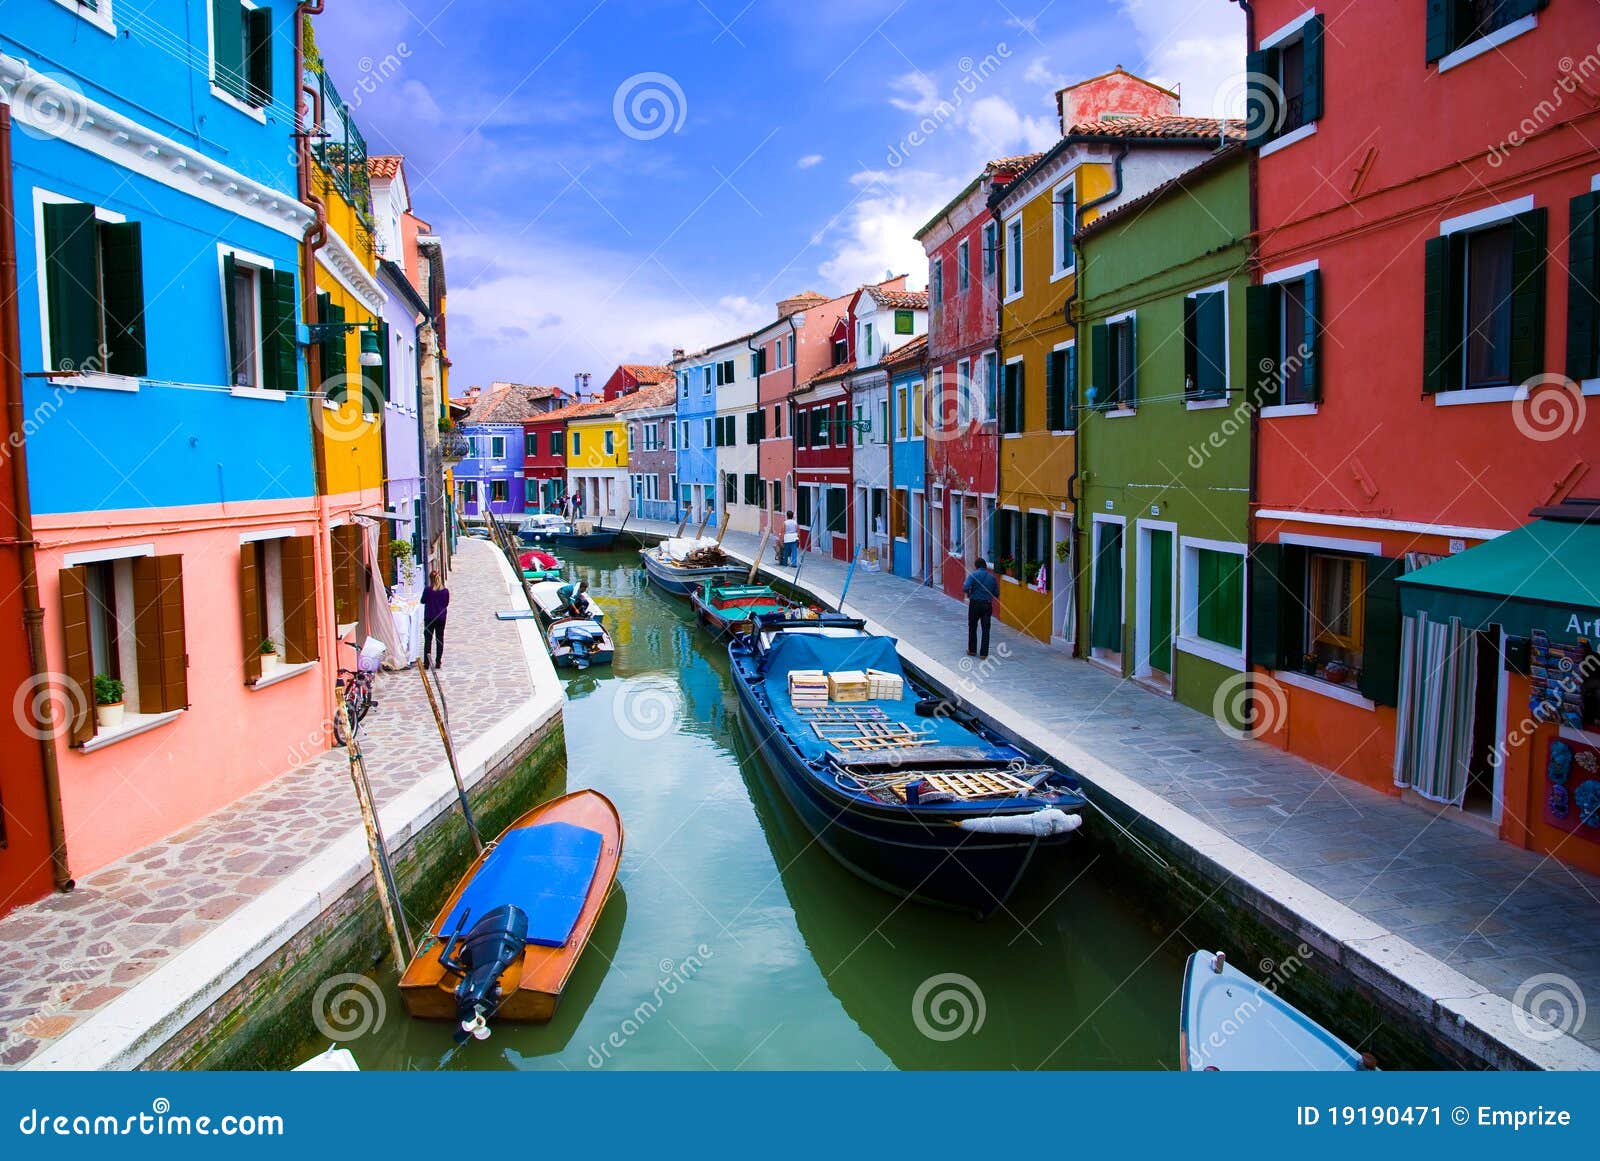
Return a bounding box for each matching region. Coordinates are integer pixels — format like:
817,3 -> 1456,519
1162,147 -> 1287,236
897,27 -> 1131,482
0,539 -> 532,1068
634,519 -> 1600,1061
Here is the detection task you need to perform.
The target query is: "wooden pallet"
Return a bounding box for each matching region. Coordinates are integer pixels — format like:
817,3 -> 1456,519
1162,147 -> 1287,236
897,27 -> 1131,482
832,735 -> 938,753
812,720 -> 921,742
797,706 -> 889,721
897,769 -> 1035,800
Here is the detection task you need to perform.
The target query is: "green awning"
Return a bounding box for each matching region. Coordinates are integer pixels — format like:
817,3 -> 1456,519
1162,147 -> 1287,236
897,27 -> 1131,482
1397,518 -> 1600,641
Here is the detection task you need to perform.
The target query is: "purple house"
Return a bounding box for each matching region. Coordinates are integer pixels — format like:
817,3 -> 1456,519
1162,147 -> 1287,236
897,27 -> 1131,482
453,383 -> 561,522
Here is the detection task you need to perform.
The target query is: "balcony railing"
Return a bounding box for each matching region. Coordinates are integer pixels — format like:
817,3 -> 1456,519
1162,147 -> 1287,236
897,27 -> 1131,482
304,63 -> 372,220
636,498 -> 678,522
440,432 -> 470,464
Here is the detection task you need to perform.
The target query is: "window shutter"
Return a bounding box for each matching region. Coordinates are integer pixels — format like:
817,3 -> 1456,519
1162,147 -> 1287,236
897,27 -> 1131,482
1242,49 -> 1281,147
133,554 -> 187,713
1301,270 -> 1322,403
1089,322 -> 1110,409
1425,0 -> 1455,63
322,297 -> 347,399
43,202 -> 100,373
1065,344 -> 1078,431
1245,283 -> 1279,408
264,269 -> 298,392
245,6 -> 273,106
1183,295 -> 1199,394
1247,542 -> 1293,670
1124,316 -> 1138,406
1357,557 -> 1404,707
1567,192 -> 1600,382
1044,347 -> 1059,431
99,222 -> 147,377
1508,207 -> 1548,387
58,566 -> 97,746
377,320 -> 392,402
281,535 -> 320,664
1421,235 -> 1458,393
212,0 -> 246,99
1301,15 -> 1325,123
223,252 -> 240,382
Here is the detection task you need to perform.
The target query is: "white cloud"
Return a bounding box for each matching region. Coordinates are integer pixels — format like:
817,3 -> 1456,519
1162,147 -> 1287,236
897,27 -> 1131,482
797,153 -> 824,169
887,72 -> 940,115
964,95 -> 1057,155
815,168 -> 952,292
1116,0 -> 1245,115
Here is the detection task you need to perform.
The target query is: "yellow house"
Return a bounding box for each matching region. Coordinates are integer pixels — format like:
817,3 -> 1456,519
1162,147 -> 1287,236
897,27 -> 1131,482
992,83 -> 1232,644
564,398 -> 630,520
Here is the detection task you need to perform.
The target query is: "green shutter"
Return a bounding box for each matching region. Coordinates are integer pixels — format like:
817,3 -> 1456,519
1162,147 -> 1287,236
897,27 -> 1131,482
1567,192 -> 1600,382
1065,344 -> 1078,431
1124,316 -> 1138,406
1421,235 -> 1458,393
1508,207 -> 1548,387
1011,361 -> 1025,432
43,202 -> 100,373
245,7 -> 273,107
1192,292 -> 1226,397
1248,542 -> 1289,669
1425,0 -> 1456,63
1301,15 -> 1325,123
1357,557 -> 1404,707
222,252 -> 240,384
1243,48 -> 1280,148
212,0 -> 246,99
264,269 -> 298,392
1183,295 -> 1199,393
98,221 -> 147,377
1089,322 -> 1109,409
1044,348 -> 1059,431
1245,282 -> 1279,408
376,320 -> 392,402
1301,270 -> 1322,403
322,297 -> 347,401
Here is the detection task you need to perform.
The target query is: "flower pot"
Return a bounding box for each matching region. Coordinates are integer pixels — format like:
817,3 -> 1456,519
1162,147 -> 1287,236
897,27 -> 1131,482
96,702 -> 125,729
260,654 -> 281,677
1323,661 -> 1350,685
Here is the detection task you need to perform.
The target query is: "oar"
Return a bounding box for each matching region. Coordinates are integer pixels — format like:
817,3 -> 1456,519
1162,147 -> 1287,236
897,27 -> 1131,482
836,547 -> 862,613
694,510 -> 711,539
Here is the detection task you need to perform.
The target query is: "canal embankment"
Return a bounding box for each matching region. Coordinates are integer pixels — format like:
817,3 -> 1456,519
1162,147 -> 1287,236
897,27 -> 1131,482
2,539 -> 565,1071
628,521 -> 1600,1070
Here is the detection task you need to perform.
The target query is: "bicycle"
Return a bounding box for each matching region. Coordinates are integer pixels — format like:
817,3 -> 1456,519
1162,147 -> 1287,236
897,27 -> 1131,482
333,639 -> 381,745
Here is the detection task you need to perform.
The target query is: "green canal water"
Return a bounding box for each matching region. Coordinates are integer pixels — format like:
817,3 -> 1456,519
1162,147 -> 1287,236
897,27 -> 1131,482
343,547 -> 1186,1071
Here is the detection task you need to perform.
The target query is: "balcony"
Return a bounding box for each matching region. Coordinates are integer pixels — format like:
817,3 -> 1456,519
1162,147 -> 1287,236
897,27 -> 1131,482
304,64 -> 372,221
440,432 -> 471,464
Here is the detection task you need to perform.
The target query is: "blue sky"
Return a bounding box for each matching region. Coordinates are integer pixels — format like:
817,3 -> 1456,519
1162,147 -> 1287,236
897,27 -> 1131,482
314,0 -> 1243,392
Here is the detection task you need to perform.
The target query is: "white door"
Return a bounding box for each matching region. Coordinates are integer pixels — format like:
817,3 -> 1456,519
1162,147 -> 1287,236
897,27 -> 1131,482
1052,515 -> 1074,649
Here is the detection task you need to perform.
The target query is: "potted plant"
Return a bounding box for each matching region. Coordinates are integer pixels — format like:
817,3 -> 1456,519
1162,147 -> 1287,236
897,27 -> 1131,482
1055,539 -> 1072,564
1301,651 -> 1319,676
94,674 -> 125,729
996,557 -> 1016,579
259,639 -> 280,677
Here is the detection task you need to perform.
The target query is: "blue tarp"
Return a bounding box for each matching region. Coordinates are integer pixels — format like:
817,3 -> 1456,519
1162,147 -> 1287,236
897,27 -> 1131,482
438,822 -> 603,948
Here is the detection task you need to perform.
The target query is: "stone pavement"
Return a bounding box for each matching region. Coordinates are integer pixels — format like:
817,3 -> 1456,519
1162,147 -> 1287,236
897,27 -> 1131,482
634,519 -> 1600,1060
0,539 -> 532,1068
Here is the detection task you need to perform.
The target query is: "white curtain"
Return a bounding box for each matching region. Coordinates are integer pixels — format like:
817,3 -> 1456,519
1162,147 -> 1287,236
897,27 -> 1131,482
1392,612 -> 1478,804
357,520 -> 407,671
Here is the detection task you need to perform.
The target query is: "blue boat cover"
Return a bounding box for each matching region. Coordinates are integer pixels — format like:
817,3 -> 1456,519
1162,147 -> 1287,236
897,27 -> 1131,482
438,822 -> 604,948
759,633 -> 1016,763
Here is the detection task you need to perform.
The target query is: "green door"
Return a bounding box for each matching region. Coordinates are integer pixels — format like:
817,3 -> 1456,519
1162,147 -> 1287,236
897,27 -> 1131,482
1147,529 -> 1173,675
1091,522 -> 1123,653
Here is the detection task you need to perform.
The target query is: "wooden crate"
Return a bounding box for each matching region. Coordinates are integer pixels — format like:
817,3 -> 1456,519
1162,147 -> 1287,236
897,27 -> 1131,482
864,668 -> 904,700
827,670 -> 870,702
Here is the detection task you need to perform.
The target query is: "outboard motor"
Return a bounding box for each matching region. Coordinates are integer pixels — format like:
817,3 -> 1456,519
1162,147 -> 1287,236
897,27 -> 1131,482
564,624 -> 600,670
438,905 -> 529,1041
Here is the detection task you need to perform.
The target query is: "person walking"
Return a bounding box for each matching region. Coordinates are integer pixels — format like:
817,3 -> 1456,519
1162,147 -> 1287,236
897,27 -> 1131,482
962,557 -> 998,659
421,571 -> 450,670
782,510 -> 799,567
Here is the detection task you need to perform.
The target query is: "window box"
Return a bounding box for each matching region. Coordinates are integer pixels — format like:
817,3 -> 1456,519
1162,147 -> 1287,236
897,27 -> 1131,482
247,659 -> 318,691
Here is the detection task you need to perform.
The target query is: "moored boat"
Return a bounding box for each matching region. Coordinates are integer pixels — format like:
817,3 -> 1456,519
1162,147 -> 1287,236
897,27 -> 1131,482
529,579 -> 606,625
517,514 -> 619,551
400,790 -> 623,1034
518,548 -> 564,582
547,615 -> 614,669
1179,950 -> 1371,1071
641,537 -> 744,596
689,580 -> 811,637
728,615 -> 1086,917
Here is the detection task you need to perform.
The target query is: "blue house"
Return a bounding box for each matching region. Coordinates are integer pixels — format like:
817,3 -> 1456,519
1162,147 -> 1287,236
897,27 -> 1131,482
674,356 -> 718,524
1,2 -> 329,876
886,337 -> 930,581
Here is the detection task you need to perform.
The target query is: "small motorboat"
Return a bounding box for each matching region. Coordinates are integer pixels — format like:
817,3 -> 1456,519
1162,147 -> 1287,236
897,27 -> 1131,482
1179,950 -> 1372,1071
518,548 -> 564,582
729,614 -> 1086,916
528,579 -> 605,626
641,537 -> 745,596
547,615 -> 614,669
690,579 -> 810,637
517,514 -> 619,551
400,790 -> 623,1035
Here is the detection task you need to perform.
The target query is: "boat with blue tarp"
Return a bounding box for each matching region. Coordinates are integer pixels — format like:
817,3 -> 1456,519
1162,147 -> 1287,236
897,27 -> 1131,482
729,614 -> 1087,916
400,790 -> 623,1036
516,514 -> 620,551
1179,950 -> 1372,1071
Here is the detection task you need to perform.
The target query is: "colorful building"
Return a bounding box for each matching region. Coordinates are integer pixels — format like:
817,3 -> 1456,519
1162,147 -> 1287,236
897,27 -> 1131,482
523,405 -> 569,514
916,156 -> 1040,602
992,73 -> 1235,643
453,383 -> 559,521
1076,146 -> 1252,724
1242,1 -> 1600,872
600,363 -> 674,401
673,351 -> 719,523
625,385 -> 678,520
885,335 -> 931,580
752,291 -> 848,535
706,332 -> 763,534
566,395 -> 633,520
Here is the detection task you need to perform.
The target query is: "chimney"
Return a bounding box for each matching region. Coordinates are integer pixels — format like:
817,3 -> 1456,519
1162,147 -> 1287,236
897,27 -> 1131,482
777,291 -> 827,318
671,347 -> 685,361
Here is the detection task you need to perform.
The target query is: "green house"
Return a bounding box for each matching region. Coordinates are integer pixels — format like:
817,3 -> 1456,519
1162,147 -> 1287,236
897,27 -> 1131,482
1076,147 -> 1253,726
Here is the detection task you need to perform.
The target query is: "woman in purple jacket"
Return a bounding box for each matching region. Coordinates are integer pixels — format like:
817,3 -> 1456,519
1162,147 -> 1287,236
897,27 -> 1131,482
421,571 -> 450,669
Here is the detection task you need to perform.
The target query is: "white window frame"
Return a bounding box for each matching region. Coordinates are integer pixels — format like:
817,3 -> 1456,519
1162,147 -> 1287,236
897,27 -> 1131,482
1177,536 -> 1248,670
208,0 -> 269,124
1004,214 -> 1025,303
931,257 -> 944,306
218,244 -> 277,399
956,239 -> 970,292
1433,196 -> 1535,405
1103,308 -> 1138,417
32,190 -> 140,393
51,0 -> 117,37
1183,280 -> 1232,409
1438,10 -> 1540,74
1050,339 -> 1076,434
1051,177 -> 1077,281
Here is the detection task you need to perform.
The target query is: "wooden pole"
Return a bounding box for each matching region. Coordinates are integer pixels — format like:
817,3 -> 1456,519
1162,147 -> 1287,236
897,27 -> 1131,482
715,512 -> 731,547
338,700 -> 411,965
694,510 -> 711,539
748,529 -> 770,584
419,664 -> 483,854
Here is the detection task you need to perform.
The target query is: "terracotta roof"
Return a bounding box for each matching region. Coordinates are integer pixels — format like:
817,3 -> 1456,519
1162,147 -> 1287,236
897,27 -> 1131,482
613,383 -> 677,413
461,383 -> 560,426
620,364 -> 676,386
881,334 -> 929,369
800,361 -> 856,389
557,395 -> 627,421
915,155 -> 1044,240
1065,115 -> 1242,141
1074,145 -> 1248,242
368,155 -> 404,180
864,286 -> 929,311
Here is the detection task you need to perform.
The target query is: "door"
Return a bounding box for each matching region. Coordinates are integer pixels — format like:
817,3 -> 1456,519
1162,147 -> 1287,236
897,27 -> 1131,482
1091,520 -> 1123,662
912,493 -> 925,579
1052,515 -> 1074,648
1145,528 -> 1174,682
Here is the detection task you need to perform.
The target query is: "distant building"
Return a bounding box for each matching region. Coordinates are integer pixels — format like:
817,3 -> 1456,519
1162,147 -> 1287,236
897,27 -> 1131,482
453,384 -> 561,521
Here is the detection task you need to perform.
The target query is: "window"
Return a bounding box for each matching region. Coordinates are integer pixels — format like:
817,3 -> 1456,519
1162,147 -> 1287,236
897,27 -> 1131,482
982,221 -> 998,277
1089,316 -> 1138,410
570,431 -> 582,457
863,322 -> 875,358
715,358 -> 735,386
1181,544 -> 1245,657
1025,513 -> 1050,589
892,489 -> 909,540
1001,359 -> 1025,434
212,0 -> 274,109
1184,289 -> 1228,399
832,337 -> 849,366
834,401 -> 848,446
993,509 -> 1023,579
702,367 -> 713,394
894,309 -> 914,335
956,240 -> 970,292
879,400 -> 888,444
1006,218 -> 1023,297
1246,15 -> 1323,147
1046,344 -> 1076,431
680,373 -> 689,398
462,481 -> 478,505
911,381 -> 924,437
751,347 -> 766,378
222,252 -> 295,391
1248,271 -> 1321,407
526,478 -> 540,506
951,496 -> 965,555
239,535 -> 320,685
604,429 -> 615,456
40,201 -> 148,377
855,404 -> 866,446
1424,207 -> 1546,393
549,430 -> 563,456
1567,191 -> 1600,383
490,435 -> 505,459
1054,182 -> 1077,275
930,259 -> 944,307
1309,553 -> 1365,676
742,473 -> 759,505
982,352 -> 998,421
797,487 -> 813,528
704,417 -> 714,448
810,406 -> 829,448
788,334 -> 795,365
525,433 -> 538,457
896,387 -> 908,440
746,409 -> 765,444
1428,0 -> 1545,64
726,474 -> 739,505
491,479 -> 508,504
773,404 -> 783,437
825,487 -> 847,535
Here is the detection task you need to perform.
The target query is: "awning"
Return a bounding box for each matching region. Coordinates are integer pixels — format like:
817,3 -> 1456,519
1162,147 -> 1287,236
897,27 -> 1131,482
355,507 -> 409,522
1397,516 -> 1600,642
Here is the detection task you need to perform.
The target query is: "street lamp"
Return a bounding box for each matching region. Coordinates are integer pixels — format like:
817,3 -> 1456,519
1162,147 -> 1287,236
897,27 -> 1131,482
306,319 -> 386,368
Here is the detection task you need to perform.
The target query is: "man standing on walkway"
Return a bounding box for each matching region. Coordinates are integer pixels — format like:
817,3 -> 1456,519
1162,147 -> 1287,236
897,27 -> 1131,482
962,557 -> 998,659
422,571 -> 450,670
782,510 -> 799,567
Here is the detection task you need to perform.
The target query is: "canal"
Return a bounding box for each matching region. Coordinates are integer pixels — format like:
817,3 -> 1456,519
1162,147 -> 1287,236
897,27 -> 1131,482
341,546 -> 1186,1070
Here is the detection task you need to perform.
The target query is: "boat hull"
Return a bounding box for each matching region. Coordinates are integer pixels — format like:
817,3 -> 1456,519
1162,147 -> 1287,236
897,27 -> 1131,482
519,529 -> 619,551
400,790 -> 623,1024
641,549 -> 744,596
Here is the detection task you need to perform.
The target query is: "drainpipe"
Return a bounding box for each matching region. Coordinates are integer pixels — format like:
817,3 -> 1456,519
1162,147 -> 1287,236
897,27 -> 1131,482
1234,0 -> 1265,735
0,105 -> 72,891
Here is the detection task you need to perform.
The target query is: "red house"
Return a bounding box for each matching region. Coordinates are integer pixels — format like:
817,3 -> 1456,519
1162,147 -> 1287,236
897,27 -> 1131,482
1243,0 -> 1600,872
600,363 -> 675,402
523,408 -> 569,512
915,154 -> 1039,602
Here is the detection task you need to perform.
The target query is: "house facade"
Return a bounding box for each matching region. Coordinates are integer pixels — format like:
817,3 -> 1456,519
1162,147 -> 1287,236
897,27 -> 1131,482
523,406 -> 569,513
1243,0 -> 1600,873
454,383 -> 558,521
1076,147 -> 1252,725
566,396 -> 631,520
793,361 -> 855,561
886,335 -> 930,581
754,291 -> 847,535
674,351 -> 719,523
917,156 -> 1039,602
375,258 -> 429,590
624,385 -> 678,520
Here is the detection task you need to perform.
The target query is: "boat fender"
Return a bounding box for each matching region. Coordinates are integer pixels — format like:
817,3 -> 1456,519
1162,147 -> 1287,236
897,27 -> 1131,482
955,809 -> 1083,837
